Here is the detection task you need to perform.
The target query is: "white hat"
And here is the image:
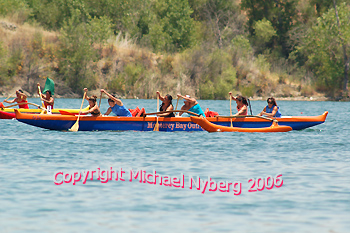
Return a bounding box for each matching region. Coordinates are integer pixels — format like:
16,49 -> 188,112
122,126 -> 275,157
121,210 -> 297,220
185,95 -> 190,98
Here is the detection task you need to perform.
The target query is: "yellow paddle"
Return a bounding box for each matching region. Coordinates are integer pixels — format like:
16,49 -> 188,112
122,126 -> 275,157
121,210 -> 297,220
69,92 -> 87,132
153,95 -> 159,131
229,94 -> 233,127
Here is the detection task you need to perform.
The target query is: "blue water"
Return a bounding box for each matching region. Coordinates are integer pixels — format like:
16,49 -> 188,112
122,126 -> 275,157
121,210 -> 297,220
0,99 -> 349,232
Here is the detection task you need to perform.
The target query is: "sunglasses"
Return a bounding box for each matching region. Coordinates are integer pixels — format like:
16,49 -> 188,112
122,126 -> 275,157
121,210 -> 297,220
267,101 -> 273,104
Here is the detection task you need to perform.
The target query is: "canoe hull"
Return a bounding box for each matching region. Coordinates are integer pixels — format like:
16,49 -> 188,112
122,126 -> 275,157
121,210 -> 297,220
14,110 -> 328,131
0,107 -> 89,119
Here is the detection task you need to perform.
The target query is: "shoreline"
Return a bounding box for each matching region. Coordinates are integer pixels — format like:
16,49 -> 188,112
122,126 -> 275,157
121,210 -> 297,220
0,94 -> 331,101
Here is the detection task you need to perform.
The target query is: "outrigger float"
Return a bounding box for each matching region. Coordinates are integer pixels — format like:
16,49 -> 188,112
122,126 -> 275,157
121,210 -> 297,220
0,102 -> 89,119
14,109 -> 328,132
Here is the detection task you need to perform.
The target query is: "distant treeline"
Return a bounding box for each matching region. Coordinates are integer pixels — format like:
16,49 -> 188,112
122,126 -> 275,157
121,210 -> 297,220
0,0 -> 349,99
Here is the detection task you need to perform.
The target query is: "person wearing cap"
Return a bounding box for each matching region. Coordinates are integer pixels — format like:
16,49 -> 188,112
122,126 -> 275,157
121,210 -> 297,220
229,92 -> 248,116
4,89 -> 29,109
101,89 -> 132,117
177,94 -> 205,117
156,91 -> 174,117
37,83 -> 54,109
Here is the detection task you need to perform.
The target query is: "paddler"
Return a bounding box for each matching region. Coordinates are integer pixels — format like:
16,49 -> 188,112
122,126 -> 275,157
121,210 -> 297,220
156,91 -> 174,117
37,83 -> 54,109
100,89 -> 132,117
80,88 -> 101,116
258,97 -> 282,117
177,94 -> 205,117
229,92 -> 248,116
3,89 -> 29,109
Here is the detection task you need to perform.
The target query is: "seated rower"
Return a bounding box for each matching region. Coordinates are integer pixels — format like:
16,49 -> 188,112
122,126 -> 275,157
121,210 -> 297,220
177,94 -> 205,117
156,91 -> 174,117
229,92 -> 248,116
37,83 -> 54,110
4,89 -> 29,109
101,89 -> 132,117
258,97 -> 282,117
80,88 -> 101,116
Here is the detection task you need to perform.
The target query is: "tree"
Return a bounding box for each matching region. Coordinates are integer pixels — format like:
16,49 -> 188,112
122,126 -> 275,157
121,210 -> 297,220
141,0 -> 195,52
201,0 -> 245,49
297,2 -> 349,97
241,0 -> 297,57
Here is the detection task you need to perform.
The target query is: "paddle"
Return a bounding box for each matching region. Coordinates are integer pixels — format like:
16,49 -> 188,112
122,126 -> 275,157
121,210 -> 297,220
2,102 -> 46,109
37,85 -> 46,114
229,94 -> 233,127
144,110 -> 200,117
153,95 -> 159,131
174,97 -> 179,116
215,114 -> 278,123
98,91 -> 103,108
0,94 -> 13,108
69,92 -> 86,132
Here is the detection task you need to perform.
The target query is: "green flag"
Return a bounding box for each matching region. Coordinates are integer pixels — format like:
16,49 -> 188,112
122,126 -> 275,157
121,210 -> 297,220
42,78 -> 55,95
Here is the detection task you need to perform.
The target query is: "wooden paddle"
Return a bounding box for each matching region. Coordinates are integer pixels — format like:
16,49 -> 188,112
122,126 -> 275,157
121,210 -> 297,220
153,95 -> 159,131
174,97 -> 179,116
98,91 -> 103,108
2,102 -> 46,109
69,92 -> 86,132
215,115 -> 278,123
0,94 -> 13,108
144,110 -> 200,117
37,85 -> 46,114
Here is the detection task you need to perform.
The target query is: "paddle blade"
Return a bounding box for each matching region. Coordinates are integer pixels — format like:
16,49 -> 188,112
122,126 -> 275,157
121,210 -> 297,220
153,122 -> 159,131
69,119 -> 79,132
42,78 -> 55,95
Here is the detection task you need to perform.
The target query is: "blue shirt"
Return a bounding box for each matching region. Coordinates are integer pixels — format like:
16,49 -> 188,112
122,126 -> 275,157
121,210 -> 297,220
266,105 -> 282,117
188,104 -> 205,117
111,104 -> 132,117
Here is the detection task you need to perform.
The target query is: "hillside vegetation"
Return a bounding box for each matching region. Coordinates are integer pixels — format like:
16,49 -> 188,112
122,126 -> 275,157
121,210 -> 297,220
0,0 -> 349,100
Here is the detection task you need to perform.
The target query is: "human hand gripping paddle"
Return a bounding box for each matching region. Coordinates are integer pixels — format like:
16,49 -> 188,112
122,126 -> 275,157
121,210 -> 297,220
37,84 -> 46,114
153,93 -> 160,131
69,91 -> 87,132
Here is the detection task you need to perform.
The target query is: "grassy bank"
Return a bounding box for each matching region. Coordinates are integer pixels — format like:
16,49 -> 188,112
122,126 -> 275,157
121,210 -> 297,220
0,18 -> 321,100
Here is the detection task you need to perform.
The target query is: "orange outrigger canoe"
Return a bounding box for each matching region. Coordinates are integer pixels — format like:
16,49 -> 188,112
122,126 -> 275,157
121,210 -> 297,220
190,116 -> 293,133
14,109 -> 327,132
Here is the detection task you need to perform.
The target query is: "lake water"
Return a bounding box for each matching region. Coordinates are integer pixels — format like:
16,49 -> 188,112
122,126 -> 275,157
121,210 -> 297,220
0,99 -> 349,232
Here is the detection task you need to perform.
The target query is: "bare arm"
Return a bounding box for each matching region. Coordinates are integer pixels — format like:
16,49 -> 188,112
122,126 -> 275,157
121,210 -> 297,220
234,105 -> 247,116
104,107 -> 112,116
258,107 -> 267,116
4,98 -> 17,104
42,97 -> 54,106
229,92 -> 236,100
177,94 -> 197,105
156,91 -> 165,102
261,106 -> 278,117
81,105 -> 99,115
101,89 -> 123,106
157,104 -> 174,117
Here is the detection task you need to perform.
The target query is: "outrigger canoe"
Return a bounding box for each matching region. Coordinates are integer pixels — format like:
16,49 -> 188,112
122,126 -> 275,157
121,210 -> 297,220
14,110 -> 328,132
0,106 -> 89,119
190,116 -> 292,133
